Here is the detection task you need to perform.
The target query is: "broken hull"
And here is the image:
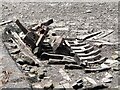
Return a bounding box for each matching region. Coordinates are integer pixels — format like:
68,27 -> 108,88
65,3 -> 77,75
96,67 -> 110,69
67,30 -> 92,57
2,21 -> 119,89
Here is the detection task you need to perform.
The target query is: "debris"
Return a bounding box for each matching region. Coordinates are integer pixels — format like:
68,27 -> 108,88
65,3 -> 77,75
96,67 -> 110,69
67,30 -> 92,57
0,20 -> 13,26
41,52 -> 64,60
11,31 -> 41,64
59,68 -> 71,81
48,59 -> 77,65
15,19 -> 28,34
65,64 -> 82,69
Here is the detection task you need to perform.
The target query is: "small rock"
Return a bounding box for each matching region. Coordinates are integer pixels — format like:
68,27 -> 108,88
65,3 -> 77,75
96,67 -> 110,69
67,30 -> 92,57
85,77 -> 97,85
101,63 -> 110,68
32,82 -> 42,88
37,69 -> 45,79
101,72 -> 113,83
21,56 -> 35,65
105,72 -> 113,78
101,78 -> 112,83
86,10 -> 92,13
54,84 -> 64,90
62,83 -> 71,88
44,80 -> 54,89
28,73 -> 36,78
111,54 -> 119,60
104,59 -> 119,65
113,67 -> 120,71
30,66 -> 38,73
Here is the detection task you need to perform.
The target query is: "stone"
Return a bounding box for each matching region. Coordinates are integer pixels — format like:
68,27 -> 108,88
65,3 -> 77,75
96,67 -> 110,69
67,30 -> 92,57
111,55 -> 119,60
59,68 -> 71,81
44,80 -> 54,89
28,73 -> 36,78
86,10 -> 92,13
30,66 -> 38,73
32,82 -> 42,88
101,78 -> 112,83
37,69 -> 45,79
54,84 -> 64,90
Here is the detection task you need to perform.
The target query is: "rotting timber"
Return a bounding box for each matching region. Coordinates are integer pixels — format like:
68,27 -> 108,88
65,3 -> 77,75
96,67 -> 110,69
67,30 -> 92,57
2,19 -> 119,89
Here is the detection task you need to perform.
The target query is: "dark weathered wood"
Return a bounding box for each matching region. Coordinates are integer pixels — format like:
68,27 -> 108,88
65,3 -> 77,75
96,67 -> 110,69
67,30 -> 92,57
11,31 -> 41,64
40,52 -> 64,60
65,64 -> 82,69
24,32 -> 38,49
15,19 -> 28,34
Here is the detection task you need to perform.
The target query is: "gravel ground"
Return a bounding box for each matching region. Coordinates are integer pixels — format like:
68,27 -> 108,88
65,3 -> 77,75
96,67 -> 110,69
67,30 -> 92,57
0,2 -> 119,89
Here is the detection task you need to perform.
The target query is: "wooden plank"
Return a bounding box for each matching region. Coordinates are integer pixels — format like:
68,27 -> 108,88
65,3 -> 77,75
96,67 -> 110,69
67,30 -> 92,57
11,31 -> 41,64
15,19 -> 28,34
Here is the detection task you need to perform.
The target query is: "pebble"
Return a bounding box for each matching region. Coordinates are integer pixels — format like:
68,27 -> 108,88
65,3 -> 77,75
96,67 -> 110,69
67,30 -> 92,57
111,55 -> 119,60
37,69 -> 45,79
30,66 -> 38,73
101,78 -> 112,83
86,10 -> 92,13
28,73 -> 36,78
43,80 -> 54,89
32,82 -> 42,88
54,84 -> 64,90
101,72 -> 113,83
